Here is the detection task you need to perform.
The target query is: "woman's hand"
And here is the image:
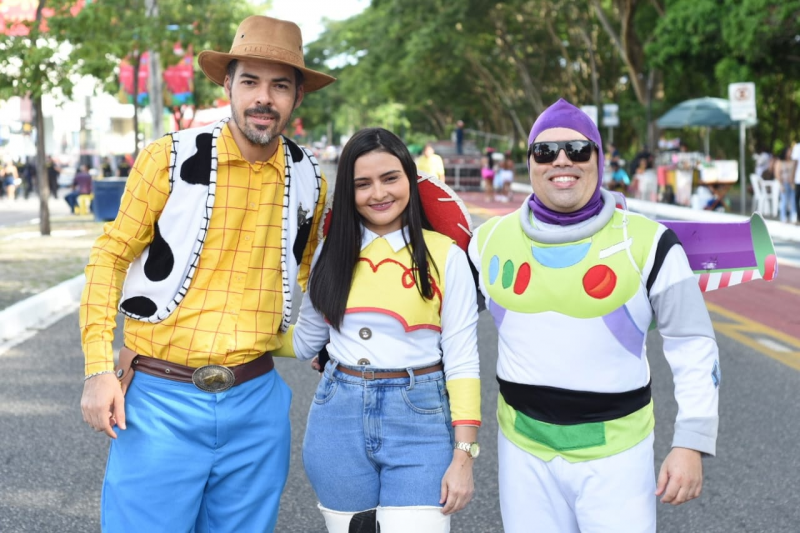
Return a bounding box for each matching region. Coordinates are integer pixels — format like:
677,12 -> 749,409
439,451 -> 474,515
310,356 -> 322,372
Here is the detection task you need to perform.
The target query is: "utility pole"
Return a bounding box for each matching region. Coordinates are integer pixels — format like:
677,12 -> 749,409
145,0 -> 164,139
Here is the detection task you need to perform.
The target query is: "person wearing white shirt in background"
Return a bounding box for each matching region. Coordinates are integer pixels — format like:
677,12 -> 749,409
275,127 -> 480,533
792,139 -> 800,218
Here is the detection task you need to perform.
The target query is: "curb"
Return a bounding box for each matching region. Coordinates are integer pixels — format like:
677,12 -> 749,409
510,183 -> 800,243
0,274 -> 85,344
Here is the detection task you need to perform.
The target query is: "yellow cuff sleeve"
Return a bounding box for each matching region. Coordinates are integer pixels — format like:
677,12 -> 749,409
83,340 -> 115,375
446,377 -> 481,426
272,326 -> 297,358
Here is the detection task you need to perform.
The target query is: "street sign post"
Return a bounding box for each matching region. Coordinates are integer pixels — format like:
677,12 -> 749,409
729,82 -> 757,215
602,104 -> 619,144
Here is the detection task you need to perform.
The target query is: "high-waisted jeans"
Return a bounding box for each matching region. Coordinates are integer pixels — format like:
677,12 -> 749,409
303,360 -> 455,512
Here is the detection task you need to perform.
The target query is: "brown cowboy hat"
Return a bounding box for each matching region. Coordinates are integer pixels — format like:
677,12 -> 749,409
198,15 -> 336,93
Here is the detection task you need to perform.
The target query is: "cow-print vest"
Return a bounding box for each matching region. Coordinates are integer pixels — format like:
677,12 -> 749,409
119,118 -> 322,333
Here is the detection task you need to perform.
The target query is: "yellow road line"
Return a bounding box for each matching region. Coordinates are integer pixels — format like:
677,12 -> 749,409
465,203 -> 500,219
777,285 -> 800,297
706,302 -> 800,371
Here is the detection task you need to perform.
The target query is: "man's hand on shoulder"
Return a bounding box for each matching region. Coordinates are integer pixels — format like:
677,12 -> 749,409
81,373 -> 126,439
655,447 -> 703,505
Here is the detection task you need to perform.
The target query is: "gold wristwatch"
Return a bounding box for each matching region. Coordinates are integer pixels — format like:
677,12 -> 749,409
454,441 -> 480,459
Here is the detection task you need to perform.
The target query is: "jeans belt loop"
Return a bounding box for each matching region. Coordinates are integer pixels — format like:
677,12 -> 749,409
407,368 -> 416,390
362,369 -> 375,380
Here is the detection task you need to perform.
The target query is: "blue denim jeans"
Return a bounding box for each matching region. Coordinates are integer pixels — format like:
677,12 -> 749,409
303,360 -> 455,512
780,181 -> 797,222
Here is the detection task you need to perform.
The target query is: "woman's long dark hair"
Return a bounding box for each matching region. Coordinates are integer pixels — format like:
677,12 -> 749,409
309,128 -> 437,331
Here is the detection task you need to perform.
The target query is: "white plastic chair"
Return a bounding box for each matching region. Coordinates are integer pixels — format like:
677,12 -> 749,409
760,179 -> 780,217
749,174 -> 769,214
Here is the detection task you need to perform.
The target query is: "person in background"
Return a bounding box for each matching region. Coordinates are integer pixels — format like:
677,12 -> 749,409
791,138 -> 800,216
101,156 -> 115,178
46,156 -> 60,198
754,146 -> 774,181
776,147 -> 797,223
455,120 -> 465,155
416,143 -> 446,181
481,154 -> 495,203
116,155 -> 132,178
65,164 -> 93,213
1,159 -> 18,200
277,127 -> 480,533
607,143 -> 621,164
495,151 -> 516,203
608,160 -> 630,193
78,15 -> 334,532
471,98 -> 719,533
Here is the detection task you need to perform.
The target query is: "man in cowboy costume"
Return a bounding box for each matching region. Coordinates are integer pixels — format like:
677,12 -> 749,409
469,99 -> 720,532
79,15 -> 335,531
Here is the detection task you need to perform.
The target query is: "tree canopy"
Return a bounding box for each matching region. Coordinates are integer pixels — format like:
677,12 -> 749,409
298,0 -> 800,160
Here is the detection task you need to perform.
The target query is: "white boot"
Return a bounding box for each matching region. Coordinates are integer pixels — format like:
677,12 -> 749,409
318,504 -> 377,533
376,506 -> 450,533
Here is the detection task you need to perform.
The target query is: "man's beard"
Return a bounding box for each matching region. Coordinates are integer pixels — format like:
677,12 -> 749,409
231,102 -> 291,147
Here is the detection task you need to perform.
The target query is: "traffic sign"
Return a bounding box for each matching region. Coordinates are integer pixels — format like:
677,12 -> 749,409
580,105 -> 598,126
728,82 -> 757,121
602,104 -> 619,127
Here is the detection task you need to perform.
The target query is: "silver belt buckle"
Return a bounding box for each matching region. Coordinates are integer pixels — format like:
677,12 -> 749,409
192,365 -> 235,393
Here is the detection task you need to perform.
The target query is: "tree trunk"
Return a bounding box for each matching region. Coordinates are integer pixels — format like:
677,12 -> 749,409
34,96 -> 51,236
145,0 -> 164,139
35,0 -> 50,236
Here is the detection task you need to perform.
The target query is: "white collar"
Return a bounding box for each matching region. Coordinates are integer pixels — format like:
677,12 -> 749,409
361,226 -> 411,252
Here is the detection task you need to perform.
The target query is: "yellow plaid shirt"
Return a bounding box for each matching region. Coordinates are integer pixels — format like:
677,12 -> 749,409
80,125 -> 326,374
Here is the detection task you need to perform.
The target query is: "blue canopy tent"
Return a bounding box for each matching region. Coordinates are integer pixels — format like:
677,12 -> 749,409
657,97 -> 756,156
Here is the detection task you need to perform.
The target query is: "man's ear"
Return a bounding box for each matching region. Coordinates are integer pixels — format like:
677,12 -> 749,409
224,75 -> 232,100
293,85 -> 305,110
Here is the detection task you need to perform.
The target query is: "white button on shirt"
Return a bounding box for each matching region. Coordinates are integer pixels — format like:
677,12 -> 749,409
291,226 -> 480,382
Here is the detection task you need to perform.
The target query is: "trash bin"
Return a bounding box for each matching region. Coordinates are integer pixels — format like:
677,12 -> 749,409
93,178 -> 127,221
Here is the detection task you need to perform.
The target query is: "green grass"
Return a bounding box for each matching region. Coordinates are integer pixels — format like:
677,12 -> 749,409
0,216 -> 105,310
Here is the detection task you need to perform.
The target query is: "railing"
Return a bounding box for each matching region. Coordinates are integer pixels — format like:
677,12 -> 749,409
444,164 -> 482,191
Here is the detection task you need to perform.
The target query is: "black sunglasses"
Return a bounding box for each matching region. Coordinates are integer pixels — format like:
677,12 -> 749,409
528,140 -> 598,164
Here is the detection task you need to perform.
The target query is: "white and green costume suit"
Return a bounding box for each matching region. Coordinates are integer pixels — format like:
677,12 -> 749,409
468,190 -> 720,532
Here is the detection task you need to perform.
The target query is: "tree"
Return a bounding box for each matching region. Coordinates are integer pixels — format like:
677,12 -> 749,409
649,0 -> 800,153
0,0 -> 87,236
52,0 -> 261,157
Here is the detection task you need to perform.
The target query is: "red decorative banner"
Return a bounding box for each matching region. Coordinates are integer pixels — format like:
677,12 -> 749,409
0,0 -> 86,36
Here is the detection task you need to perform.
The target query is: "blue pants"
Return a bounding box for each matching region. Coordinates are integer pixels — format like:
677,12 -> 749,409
102,369 -> 292,532
302,361 -> 455,512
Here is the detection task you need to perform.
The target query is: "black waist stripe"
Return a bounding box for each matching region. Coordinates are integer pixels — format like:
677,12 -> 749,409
497,377 -> 652,425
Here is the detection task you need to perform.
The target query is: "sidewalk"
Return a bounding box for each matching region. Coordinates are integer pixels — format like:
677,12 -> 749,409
0,196 -> 104,349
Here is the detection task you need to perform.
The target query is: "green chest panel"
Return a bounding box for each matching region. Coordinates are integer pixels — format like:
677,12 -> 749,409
477,211 -> 659,319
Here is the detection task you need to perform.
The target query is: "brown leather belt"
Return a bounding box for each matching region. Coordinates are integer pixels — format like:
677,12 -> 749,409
336,362 -> 443,380
132,353 -> 274,393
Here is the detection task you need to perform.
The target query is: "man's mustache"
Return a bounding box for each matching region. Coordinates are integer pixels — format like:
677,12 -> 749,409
245,106 -> 281,121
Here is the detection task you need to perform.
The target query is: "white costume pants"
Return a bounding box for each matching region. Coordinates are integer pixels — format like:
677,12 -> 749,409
498,430 -> 656,533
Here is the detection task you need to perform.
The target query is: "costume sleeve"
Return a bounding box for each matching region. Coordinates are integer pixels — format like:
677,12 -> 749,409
297,172 -> 327,292
647,230 -> 720,456
79,138 -> 172,374
440,244 -> 481,426
276,241 -> 330,360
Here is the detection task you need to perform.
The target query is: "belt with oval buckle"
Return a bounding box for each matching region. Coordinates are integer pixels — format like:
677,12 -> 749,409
192,365 -> 236,393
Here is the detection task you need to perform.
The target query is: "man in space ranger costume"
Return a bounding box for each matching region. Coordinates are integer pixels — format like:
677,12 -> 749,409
79,16 -> 334,531
468,98 -> 722,532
